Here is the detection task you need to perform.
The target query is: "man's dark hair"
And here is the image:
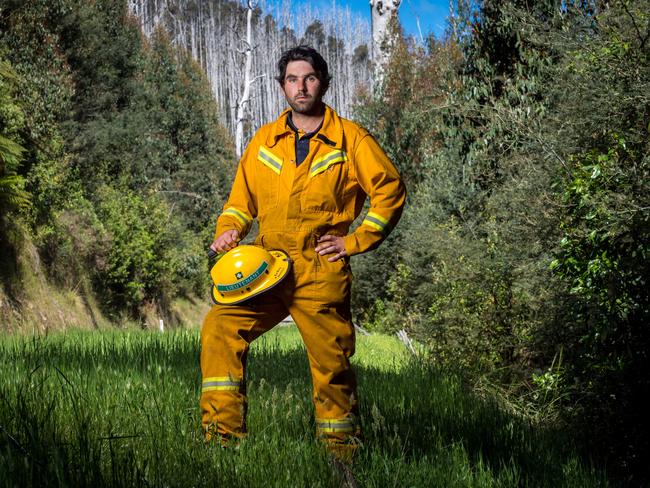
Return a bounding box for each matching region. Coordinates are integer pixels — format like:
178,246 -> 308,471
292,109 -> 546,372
276,45 -> 331,90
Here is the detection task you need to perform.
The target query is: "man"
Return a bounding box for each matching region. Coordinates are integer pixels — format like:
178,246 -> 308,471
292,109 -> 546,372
200,45 -> 406,459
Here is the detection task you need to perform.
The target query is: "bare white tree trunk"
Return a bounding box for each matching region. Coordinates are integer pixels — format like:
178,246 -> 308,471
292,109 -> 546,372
370,0 -> 401,86
235,0 -> 265,158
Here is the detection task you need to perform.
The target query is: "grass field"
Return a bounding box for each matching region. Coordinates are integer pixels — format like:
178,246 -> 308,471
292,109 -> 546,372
0,326 -> 608,487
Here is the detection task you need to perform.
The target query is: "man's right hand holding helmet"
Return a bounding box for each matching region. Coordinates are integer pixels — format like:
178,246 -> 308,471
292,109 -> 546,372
211,230 -> 240,253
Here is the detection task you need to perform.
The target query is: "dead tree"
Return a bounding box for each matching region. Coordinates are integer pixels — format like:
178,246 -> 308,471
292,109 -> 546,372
369,0 -> 401,87
235,0 -> 265,158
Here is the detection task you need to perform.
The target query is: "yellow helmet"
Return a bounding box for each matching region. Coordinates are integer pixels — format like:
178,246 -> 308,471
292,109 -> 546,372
210,245 -> 291,305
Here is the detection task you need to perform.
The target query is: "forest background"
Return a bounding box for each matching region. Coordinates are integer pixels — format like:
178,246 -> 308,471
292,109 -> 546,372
0,0 -> 648,484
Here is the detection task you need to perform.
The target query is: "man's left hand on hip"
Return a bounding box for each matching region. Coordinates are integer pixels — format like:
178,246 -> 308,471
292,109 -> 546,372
316,235 -> 348,262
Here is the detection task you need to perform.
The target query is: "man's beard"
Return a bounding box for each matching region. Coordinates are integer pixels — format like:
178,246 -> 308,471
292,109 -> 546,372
287,94 -> 322,115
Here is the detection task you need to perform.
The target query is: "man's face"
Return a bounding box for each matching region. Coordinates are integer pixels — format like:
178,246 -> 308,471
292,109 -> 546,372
281,60 -> 325,115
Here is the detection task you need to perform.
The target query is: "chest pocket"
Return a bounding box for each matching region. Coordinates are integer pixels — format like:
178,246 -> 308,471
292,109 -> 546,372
302,149 -> 349,213
256,145 -> 283,209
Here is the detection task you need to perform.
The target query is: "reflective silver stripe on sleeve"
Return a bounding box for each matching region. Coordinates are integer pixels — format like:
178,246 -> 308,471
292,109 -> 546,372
362,211 -> 391,233
222,207 -> 251,226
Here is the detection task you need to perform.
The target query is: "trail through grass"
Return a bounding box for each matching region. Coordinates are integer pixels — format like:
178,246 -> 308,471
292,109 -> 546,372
0,326 -> 607,487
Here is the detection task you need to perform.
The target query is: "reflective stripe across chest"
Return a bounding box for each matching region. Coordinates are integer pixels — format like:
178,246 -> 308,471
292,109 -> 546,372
257,145 -> 346,178
309,150 -> 347,177
258,145 -> 283,174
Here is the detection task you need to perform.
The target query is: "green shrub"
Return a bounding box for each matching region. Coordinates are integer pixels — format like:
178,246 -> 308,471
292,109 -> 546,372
93,186 -> 199,315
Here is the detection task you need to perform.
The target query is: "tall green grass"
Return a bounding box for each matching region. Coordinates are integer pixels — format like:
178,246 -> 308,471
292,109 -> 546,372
0,327 -> 607,487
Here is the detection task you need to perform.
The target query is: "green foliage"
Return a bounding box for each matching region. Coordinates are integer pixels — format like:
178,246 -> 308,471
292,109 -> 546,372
355,34 -> 459,189
0,0 -> 234,321
35,195 -> 103,289
0,59 -> 30,212
353,1 -> 649,482
552,138 -> 648,320
354,13 -> 554,374
550,135 -> 649,475
0,0 -> 76,231
352,36 -> 465,318
538,3 -> 649,477
0,136 -> 29,211
59,9 -> 234,229
91,186 -> 207,315
137,30 -> 234,231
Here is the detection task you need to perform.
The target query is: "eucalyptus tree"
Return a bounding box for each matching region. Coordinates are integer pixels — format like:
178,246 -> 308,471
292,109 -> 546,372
234,0 -> 265,157
370,0 -> 401,86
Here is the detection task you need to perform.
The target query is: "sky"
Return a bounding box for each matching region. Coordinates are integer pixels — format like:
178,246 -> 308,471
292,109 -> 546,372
292,0 -> 452,40
261,0 -> 450,45
398,0 -> 451,39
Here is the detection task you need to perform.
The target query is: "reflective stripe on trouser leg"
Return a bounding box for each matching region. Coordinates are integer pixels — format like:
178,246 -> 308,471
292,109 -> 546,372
202,376 -> 242,391
316,416 -> 360,434
200,296 -> 287,440
316,414 -> 362,462
200,388 -> 246,441
201,375 -> 245,439
287,255 -> 361,448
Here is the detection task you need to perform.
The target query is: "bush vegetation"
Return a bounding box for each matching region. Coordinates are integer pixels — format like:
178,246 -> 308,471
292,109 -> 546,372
353,1 -> 649,483
0,0 -> 234,325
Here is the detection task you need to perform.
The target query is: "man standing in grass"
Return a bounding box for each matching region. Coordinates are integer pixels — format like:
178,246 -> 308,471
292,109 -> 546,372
200,45 -> 406,460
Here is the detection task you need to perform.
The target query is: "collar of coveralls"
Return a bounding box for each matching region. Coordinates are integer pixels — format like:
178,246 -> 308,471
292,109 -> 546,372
265,103 -> 343,150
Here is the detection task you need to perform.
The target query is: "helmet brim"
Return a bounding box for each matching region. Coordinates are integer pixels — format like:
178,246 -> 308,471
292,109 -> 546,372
211,249 -> 291,305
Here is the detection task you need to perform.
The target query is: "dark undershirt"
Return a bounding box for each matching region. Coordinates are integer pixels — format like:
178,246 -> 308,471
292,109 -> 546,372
287,113 -> 322,166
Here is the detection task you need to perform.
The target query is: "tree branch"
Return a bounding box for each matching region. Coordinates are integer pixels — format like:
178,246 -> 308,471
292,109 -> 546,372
157,190 -> 208,201
621,1 -> 649,50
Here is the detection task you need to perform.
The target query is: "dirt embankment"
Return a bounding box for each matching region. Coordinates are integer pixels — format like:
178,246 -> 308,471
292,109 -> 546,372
1,222 -> 209,332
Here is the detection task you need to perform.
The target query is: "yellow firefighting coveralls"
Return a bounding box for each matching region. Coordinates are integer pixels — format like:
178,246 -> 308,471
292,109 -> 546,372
200,104 -> 406,453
